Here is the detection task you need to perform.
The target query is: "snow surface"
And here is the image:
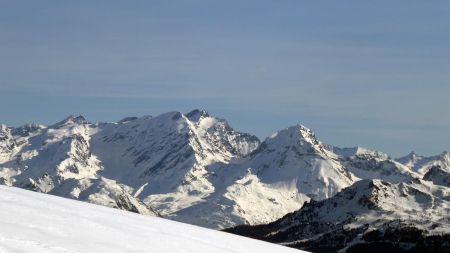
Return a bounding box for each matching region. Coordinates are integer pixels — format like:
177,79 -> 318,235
0,185 -> 303,253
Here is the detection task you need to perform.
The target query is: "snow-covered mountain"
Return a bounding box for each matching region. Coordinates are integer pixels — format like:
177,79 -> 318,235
0,185 -> 303,253
0,110 -> 263,225
1,110 -> 449,232
90,110 -> 260,218
0,116 -> 158,216
334,146 -> 419,183
180,125 -> 356,228
396,151 -> 450,175
181,125 -> 432,229
226,178 -> 450,252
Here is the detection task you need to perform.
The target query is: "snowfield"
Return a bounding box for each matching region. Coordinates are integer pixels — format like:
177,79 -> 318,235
0,185 -> 303,253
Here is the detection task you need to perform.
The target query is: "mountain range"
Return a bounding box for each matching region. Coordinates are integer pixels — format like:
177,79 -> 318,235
1,109 -> 449,252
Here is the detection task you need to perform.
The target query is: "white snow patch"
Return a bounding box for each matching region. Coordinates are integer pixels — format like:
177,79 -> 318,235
0,185 -> 304,253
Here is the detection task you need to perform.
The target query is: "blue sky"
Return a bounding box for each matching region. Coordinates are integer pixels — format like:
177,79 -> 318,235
1,1 -> 449,157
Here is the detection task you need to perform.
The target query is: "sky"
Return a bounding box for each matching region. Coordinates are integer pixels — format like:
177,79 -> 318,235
1,1 -> 450,157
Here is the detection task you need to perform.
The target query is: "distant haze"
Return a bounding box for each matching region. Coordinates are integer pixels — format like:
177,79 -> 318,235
1,1 -> 449,157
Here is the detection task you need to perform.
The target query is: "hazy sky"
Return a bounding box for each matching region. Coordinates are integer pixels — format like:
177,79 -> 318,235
1,1 -> 449,157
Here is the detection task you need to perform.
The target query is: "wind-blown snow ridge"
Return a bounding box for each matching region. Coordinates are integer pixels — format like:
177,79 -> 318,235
0,185 -> 304,253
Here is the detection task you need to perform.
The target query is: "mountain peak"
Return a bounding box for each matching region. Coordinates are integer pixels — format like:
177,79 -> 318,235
297,124 -> 314,136
356,178 -> 392,194
259,124 -> 338,161
408,150 -> 418,156
439,151 -> 450,167
54,115 -> 89,127
396,151 -> 424,165
291,178 -> 406,221
405,151 -> 422,160
153,111 -> 185,122
268,124 -> 317,144
0,124 -> 11,140
0,124 -> 8,132
185,109 -> 209,122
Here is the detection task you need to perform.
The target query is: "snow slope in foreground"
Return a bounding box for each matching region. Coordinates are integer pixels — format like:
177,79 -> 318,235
0,186 -> 303,253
